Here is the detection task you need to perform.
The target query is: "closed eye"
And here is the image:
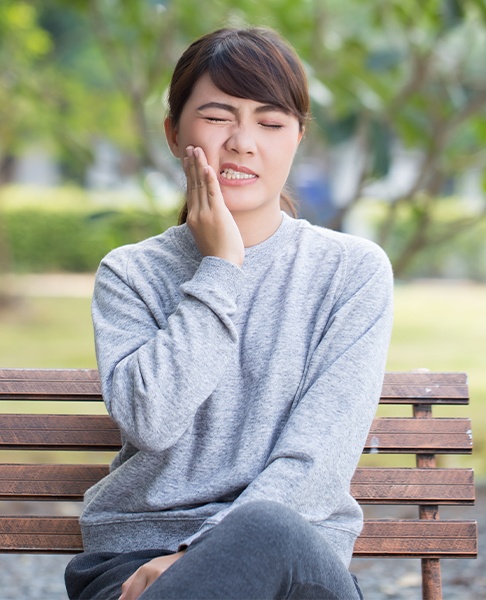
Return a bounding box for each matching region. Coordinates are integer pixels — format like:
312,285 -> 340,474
205,117 -> 283,129
206,117 -> 230,123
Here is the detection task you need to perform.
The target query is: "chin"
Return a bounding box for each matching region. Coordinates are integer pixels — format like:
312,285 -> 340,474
224,197 -> 262,213
222,192 -> 252,209
222,190 -> 274,213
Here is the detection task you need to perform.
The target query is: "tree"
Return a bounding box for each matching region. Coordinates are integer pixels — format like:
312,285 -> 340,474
3,0 -> 486,277
68,0 -> 486,276
0,1 -> 53,304
284,0 -> 486,275
0,1 -> 52,179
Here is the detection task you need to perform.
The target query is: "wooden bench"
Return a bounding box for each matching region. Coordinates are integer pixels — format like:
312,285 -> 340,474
0,368 -> 477,600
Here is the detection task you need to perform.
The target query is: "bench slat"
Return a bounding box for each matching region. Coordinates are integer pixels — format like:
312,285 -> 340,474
0,465 -> 108,499
0,384 -> 100,401
0,517 -> 476,558
0,370 -> 469,404
0,369 -> 101,400
364,417 -> 472,454
0,369 -> 100,382
0,466 -> 475,504
0,415 -> 120,450
381,372 -> 468,403
351,467 -> 475,504
354,520 -> 478,558
0,415 -> 473,453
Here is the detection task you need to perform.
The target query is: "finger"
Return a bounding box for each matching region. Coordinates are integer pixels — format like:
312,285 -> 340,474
193,147 -> 210,209
182,156 -> 193,212
119,571 -> 136,598
203,165 -> 224,208
119,570 -> 148,600
187,146 -> 199,194
183,146 -> 198,210
186,146 -> 205,212
194,145 -> 209,172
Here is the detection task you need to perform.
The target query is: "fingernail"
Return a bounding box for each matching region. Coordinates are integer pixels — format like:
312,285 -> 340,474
186,146 -> 193,157
193,148 -> 199,157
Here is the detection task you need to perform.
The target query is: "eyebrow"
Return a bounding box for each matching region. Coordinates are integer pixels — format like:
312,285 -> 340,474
196,102 -> 289,115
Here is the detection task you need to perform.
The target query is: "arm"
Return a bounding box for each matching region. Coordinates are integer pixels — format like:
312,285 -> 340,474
94,146 -> 245,453
93,254 -> 242,453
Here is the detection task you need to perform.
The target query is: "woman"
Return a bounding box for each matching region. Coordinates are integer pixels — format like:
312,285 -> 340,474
65,27 -> 393,600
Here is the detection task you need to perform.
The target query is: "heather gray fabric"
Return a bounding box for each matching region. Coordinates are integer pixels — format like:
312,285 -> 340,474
80,212 -> 393,568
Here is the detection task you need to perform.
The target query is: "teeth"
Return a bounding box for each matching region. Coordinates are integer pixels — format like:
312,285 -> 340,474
220,168 -> 256,180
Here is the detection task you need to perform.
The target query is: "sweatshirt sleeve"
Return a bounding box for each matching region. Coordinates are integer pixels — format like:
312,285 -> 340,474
180,242 -> 393,549
92,250 -> 244,453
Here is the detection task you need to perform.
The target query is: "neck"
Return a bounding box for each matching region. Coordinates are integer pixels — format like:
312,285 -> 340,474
232,205 -> 283,248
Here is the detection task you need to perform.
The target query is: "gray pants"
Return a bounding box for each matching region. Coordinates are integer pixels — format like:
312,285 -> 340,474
65,501 -> 363,600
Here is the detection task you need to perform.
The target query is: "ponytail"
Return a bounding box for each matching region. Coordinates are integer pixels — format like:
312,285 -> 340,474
279,189 -> 298,218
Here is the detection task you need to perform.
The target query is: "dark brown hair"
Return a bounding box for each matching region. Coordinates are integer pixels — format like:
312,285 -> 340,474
166,28 -> 310,224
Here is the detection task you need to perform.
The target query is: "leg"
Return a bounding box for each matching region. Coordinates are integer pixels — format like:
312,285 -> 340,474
141,501 -> 362,600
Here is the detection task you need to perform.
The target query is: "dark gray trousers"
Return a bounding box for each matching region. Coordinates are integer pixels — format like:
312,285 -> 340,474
65,501 -> 363,600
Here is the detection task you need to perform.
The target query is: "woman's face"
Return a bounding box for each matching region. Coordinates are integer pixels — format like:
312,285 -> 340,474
165,73 -> 303,218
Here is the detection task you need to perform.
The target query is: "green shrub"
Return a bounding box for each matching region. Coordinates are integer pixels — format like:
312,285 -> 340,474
0,185 -> 179,272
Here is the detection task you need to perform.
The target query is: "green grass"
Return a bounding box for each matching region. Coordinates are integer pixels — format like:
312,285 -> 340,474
1,281 -> 485,474
375,280 -> 486,476
0,296 -> 96,369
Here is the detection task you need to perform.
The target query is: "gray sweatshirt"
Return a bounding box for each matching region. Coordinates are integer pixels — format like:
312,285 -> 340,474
80,213 -> 393,567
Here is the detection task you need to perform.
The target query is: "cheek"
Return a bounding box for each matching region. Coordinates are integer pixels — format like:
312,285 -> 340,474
272,141 -> 299,170
198,140 -> 222,170
186,127 -> 221,162
175,119 -> 207,153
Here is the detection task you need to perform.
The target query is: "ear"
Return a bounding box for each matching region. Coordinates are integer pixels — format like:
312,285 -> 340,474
164,117 -> 180,158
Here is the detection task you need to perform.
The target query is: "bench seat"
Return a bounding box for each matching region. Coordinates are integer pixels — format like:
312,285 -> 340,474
0,368 -> 478,600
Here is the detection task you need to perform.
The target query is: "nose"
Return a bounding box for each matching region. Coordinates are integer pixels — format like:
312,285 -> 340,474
224,124 -> 257,155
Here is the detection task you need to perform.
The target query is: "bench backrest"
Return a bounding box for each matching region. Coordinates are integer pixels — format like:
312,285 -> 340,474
0,369 -> 477,600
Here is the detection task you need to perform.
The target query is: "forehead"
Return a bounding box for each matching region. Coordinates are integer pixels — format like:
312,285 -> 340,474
184,73 -> 280,112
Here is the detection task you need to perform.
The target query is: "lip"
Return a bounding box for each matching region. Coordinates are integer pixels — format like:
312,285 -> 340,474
219,163 -> 258,176
218,162 -> 259,187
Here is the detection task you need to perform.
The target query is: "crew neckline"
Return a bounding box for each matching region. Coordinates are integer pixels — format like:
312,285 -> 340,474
172,212 -> 299,268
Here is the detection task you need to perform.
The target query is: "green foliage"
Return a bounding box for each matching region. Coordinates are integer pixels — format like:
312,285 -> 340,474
4,0 -> 486,178
0,1 -> 52,153
2,0 -> 486,272
0,186 -> 178,272
354,197 -> 486,280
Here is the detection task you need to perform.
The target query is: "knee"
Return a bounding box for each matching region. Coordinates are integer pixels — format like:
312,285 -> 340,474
223,501 -> 310,552
225,500 -> 294,528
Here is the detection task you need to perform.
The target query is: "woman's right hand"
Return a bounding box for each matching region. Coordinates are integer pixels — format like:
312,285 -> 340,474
183,146 -> 245,268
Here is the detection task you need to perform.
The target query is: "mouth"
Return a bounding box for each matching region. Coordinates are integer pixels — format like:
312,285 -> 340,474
219,164 -> 258,181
